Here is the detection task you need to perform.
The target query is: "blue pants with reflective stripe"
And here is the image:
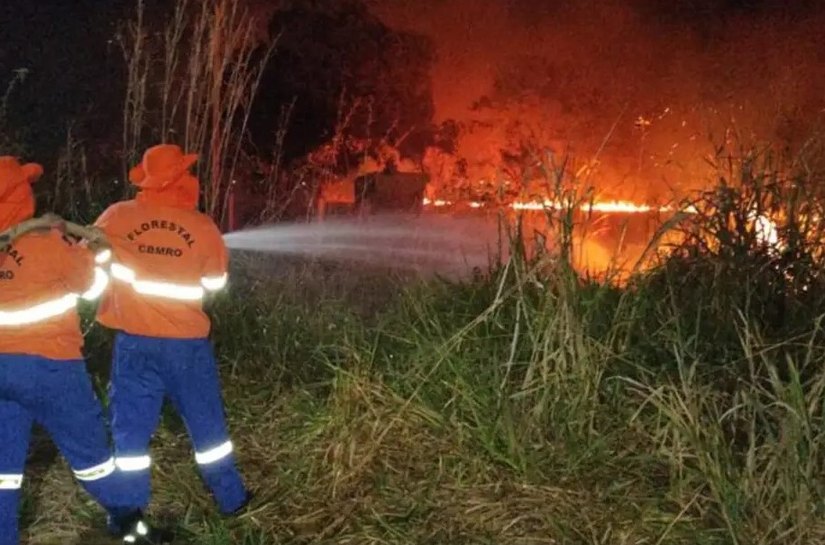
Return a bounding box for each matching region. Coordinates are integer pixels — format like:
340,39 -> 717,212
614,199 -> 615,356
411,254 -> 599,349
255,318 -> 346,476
110,333 -> 247,514
0,355 -> 131,545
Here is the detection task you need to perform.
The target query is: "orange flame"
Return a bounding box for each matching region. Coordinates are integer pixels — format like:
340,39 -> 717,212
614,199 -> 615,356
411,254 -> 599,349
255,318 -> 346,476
423,197 -> 675,213
421,196 -> 782,272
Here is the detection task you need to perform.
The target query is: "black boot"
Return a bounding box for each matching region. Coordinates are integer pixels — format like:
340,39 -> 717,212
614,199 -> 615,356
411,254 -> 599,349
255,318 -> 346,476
120,518 -> 175,544
108,510 -> 175,544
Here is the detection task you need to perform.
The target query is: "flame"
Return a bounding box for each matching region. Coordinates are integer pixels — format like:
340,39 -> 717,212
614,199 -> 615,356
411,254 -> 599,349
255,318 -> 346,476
752,212 -> 780,248
423,197 -> 675,213
421,196 -> 782,271
423,197 -> 777,241
508,199 -> 673,213
422,198 -> 452,207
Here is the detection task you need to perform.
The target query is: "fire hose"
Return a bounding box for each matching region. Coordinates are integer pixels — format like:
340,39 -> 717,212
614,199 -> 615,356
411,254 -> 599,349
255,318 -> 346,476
0,214 -> 110,254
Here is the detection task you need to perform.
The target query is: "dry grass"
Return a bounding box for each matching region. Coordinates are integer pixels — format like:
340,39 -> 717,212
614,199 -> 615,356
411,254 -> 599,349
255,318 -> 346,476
0,70 -> 28,157
19,357 -> 697,545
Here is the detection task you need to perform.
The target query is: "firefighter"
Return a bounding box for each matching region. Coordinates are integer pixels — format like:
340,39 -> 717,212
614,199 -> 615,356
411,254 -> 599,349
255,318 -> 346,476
93,144 -> 250,516
0,156 -> 168,544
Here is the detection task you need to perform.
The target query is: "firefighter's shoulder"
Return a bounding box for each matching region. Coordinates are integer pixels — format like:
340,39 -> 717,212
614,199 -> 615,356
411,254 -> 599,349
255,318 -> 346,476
17,228 -> 77,258
96,200 -> 139,225
189,210 -> 224,241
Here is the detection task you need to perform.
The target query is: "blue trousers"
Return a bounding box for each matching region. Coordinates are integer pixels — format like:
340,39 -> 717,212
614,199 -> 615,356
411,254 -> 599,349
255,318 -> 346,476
110,333 -> 247,514
0,355 -> 133,545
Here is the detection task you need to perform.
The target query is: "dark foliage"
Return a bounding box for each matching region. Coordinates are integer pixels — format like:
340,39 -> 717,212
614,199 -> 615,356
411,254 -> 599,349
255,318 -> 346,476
250,0 -> 436,167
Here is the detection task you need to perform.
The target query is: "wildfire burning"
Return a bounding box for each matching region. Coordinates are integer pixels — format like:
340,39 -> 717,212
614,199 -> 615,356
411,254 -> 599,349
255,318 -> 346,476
424,197 -> 675,214
422,194 -> 781,278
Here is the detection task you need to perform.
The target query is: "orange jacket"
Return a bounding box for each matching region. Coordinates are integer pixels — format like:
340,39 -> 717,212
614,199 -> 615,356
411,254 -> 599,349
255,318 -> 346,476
93,200 -> 228,339
0,230 -> 103,360
0,156 -> 104,360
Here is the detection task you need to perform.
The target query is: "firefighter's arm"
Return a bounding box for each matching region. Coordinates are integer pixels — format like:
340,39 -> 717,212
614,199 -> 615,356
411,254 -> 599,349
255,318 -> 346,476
65,226 -> 112,268
0,214 -> 64,252
200,223 -> 229,294
51,208 -> 116,301
59,235 -> 108,302
78,205 -> 122,265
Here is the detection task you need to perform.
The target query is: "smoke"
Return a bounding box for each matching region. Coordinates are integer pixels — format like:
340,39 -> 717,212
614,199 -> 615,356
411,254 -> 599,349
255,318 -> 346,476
367,0 -> 825,199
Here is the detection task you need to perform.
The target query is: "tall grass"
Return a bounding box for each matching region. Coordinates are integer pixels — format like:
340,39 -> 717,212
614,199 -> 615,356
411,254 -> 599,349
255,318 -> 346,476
0,70 -> 28,156
119,0 -> 273,227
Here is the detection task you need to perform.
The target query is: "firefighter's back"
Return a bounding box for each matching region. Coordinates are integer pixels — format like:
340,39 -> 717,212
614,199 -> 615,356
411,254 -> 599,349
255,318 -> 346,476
0,230 -> 92,360
95,200 -> 228,339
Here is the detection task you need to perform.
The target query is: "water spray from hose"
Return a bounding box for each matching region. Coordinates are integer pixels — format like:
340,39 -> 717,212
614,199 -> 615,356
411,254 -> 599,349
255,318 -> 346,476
222,214 -> 500,276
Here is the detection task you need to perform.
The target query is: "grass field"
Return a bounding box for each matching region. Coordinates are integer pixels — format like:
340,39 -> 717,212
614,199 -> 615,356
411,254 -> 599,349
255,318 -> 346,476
15,154 -> 825,545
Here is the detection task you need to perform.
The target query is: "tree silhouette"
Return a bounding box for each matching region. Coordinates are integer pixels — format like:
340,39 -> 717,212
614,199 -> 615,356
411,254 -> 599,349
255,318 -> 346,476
249,0 -> 436,169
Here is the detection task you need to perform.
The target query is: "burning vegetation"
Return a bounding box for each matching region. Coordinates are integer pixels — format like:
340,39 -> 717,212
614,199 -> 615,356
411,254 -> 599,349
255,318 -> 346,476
243,0 -> 825,279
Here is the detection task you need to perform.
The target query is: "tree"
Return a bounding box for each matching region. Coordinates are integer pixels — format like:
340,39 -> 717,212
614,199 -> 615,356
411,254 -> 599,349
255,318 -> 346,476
249,0 -> 436,170
117,0 -> 273,227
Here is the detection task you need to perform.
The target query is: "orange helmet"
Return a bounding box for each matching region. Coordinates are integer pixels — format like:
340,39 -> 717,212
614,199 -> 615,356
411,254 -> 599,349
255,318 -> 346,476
0,156 -> 43,230
129,145 -> 200,209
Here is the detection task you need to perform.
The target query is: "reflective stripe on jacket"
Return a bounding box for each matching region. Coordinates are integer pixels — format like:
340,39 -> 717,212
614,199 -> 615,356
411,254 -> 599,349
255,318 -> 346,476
94,200 -> 228,339
0,230 -> 105,360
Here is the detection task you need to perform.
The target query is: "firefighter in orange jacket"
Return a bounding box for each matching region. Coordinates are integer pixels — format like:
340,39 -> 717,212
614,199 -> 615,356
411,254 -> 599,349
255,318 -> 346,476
93,144 -> 250,515
0,157 -> 167,544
